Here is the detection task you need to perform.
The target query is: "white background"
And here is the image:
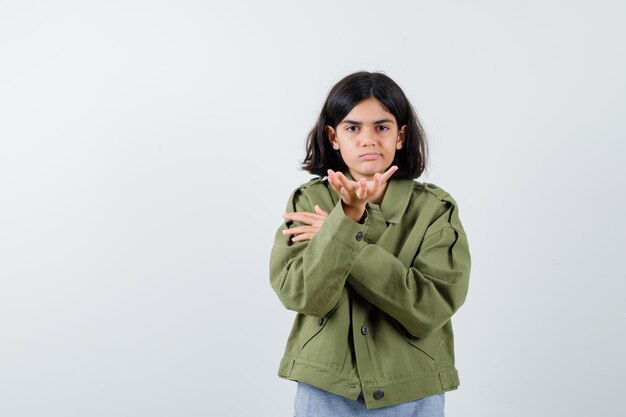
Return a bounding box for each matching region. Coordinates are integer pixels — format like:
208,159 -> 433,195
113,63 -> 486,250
1,1 -> 625,416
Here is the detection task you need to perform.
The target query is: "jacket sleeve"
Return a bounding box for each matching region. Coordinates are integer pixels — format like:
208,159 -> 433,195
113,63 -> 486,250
346,196 -> 471,338
269,185 -> 372,317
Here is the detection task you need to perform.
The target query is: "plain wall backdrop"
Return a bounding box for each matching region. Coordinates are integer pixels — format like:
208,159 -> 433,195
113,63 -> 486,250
1,1 -> 625,416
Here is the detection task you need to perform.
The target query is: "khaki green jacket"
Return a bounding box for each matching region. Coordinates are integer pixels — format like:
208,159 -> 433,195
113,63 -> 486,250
269,175 -> 471,410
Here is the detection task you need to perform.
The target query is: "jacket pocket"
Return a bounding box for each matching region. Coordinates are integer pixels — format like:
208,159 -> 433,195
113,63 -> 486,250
391,318 -> 443,360
300,294 -> 346,349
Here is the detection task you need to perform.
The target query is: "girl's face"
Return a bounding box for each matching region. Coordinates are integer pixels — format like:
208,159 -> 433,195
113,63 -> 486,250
325,98 -> 407,182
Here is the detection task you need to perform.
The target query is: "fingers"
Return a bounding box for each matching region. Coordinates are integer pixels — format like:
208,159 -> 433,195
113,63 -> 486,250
327,169 -> 343,194
313,204 -> 328,217
282,225 -> 317,236
282,224 -> 322,242
282,211 -> 327,224
370,172 -> 382,195
380,165 -> 398,182
368,166 -> 397,196
282,205 -> 327,222
328,170 -> 350,200
328,170 -> 355,204
290,232 -> 316,242
330,170 -> 369,205
336,171 -> 356,192
282,204 -> 328,242
356,178 -> 367,199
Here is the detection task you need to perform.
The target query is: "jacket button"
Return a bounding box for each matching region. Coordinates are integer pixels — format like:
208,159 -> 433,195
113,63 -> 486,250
317,318 -> 324,326
361,326 -> 369,335
356,231 -> 364,241
373,389 -> 385,400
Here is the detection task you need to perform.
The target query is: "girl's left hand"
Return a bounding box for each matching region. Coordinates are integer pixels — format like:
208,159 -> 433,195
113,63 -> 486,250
281,205 -> 329,242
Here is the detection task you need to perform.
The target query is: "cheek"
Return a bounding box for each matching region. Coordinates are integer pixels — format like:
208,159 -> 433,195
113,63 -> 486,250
338,149 -> 352,161
386,148 -> 399,161
386,142 -> 399,153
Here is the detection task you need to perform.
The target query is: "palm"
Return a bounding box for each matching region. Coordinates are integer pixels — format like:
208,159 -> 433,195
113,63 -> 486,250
327,165 -> 398,207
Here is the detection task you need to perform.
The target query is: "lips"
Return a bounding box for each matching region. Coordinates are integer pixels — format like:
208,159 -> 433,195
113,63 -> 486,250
360,153 -> 381,160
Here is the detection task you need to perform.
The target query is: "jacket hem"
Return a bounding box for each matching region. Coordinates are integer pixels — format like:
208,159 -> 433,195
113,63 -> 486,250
278,356 -> 460,410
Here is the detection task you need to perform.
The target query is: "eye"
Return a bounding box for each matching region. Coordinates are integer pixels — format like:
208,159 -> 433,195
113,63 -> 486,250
346,126 -> 359,132
377,125 -> 390,132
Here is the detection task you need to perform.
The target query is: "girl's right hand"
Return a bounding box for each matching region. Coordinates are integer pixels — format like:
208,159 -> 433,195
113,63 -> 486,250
327,166 -> 398,221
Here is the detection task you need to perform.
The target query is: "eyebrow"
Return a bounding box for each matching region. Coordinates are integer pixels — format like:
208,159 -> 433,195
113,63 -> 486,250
340,119 -> 396,125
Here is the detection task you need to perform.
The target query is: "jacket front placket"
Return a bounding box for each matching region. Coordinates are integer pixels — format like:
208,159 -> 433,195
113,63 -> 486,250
350,203 -> 388,397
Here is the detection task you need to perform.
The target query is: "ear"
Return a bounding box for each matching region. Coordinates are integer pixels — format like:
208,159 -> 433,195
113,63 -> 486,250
325,125 -> 340,150
396,125 -> 407,149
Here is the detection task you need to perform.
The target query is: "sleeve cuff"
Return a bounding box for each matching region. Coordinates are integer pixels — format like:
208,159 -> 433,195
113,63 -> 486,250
325,199 -> 369,250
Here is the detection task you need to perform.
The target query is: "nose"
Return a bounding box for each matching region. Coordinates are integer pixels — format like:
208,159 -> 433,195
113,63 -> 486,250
360,127 -> 376,146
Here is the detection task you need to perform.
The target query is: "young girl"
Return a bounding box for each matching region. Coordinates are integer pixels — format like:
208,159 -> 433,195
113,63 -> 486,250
269,71 -> 471,416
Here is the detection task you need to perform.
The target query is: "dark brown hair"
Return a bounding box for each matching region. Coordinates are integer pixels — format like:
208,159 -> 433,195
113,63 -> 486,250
302,71 -> 428,179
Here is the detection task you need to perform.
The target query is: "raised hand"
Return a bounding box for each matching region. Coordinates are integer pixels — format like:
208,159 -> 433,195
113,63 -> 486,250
281,204 -> 329,242
327,165 -> 398,222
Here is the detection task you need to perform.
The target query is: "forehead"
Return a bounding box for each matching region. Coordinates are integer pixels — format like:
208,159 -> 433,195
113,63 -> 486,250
342,98 -> 396,124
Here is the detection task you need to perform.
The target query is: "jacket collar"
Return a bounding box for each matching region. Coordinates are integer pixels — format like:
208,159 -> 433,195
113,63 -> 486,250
329,172 -> 414,224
